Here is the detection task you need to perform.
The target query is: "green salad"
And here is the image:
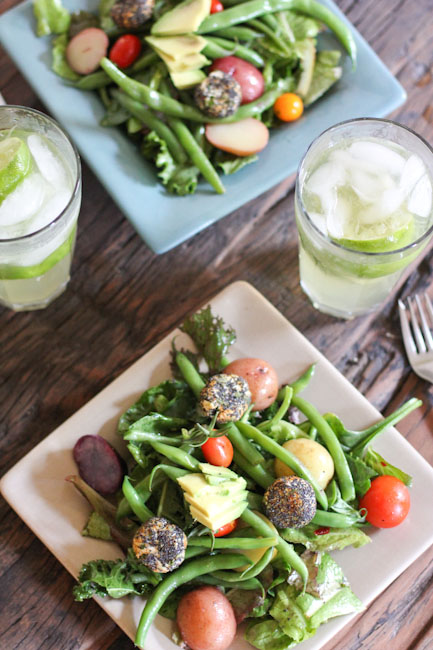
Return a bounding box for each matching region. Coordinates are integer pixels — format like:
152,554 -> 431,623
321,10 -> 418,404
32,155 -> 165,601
68,306 -> 418,650
33,0 -> 356,195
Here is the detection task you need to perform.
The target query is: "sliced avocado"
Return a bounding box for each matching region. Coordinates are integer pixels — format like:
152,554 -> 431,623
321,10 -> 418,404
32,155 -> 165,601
185,490 -> 248,518
170,69 -> 206,89
151,0 -> 212,36
189,500 -> 248,531
177,472 -> 246,498
146,34 -> 207,60
205,475 -> 229,486
296,38 -> 316,98
199,463 -> 238,478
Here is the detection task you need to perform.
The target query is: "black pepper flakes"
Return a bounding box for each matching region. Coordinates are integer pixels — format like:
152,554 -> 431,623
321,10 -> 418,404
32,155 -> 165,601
199,373 -> 251,423
264,476 -> 317,528
132,516 -> 187,573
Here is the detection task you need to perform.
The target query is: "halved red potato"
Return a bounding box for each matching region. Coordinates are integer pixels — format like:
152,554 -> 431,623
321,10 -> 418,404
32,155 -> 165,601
66,27 -> 109,75
205,118 -> 269,157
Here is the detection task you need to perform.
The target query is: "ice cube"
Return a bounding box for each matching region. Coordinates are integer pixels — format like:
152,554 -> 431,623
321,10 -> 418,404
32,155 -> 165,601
27,134 -> 68,187
308,211 -> 327,234
306,161 -> 346,196
0,171 -> 46,226
349,168 -> 394,203
408,174 -> 433,218
326,195 -> 351,238
27,188 -> 71,234
348,140 -> 406,177
399,154 -> 426,196
359,188 -> 405,224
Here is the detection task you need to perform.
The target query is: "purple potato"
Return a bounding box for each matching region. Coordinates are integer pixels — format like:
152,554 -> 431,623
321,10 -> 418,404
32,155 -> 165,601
73,435 -> 125,495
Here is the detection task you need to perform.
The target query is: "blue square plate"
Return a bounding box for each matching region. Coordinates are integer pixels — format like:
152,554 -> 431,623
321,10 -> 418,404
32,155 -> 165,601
0,0 -> 406,253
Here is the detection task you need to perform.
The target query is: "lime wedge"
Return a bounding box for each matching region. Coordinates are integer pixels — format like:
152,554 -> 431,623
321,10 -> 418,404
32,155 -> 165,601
0,136 -> 32,202
331,212 -> 415,253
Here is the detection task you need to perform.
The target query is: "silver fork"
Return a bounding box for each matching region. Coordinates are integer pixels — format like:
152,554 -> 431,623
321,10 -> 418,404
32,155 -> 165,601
398,293 -> 433,382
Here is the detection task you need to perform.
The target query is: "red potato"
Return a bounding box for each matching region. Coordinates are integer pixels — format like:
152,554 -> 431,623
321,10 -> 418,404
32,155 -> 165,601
224,358 -> 279,410
177,586 -> 237,650
73,434 -> 125,495
210,56 -> 265,104
66,27 -> 109,75
205,118 -> 269,157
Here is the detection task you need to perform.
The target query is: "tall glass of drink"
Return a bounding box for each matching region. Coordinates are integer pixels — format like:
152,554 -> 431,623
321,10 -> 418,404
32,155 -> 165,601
295,118 -> 433,319
0,106 -> 81,311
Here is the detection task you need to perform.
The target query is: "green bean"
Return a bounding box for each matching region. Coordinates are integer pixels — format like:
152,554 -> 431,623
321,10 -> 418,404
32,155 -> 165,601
135,553 -> 248,647
196,575 -> 262,591
188,535 -> 277,549
203,40 -> 235,59
166,114 -> 226,194
73,70 -> 111,90
101,58 -> 208,122
233,448 -> 275,489
122,476 -> 154,523
184,546 -> 208,560
240,508 -> 308,588
311,509 -> 365,528
291,395 -> 355,502
149,463 -> 190,490
258,385 -> 293,430
130,51 -> 159,73
150,440 -> 200,470
236,421 -> 328,509
126,443 -> 147,468
198,0 -> 357,63
211,545 -> 275,582
260,12 -> 282,34
215,25 -> 262,40
124,430 -> 183,444
226,422 -> 265,465
117,473 -> 157,520
110,90 -> 188,164
176,352 -> 205,398
205,36 -> 265,67
287,362 -> 316,396
221,78 -> 291,121
247,18 -> 292,56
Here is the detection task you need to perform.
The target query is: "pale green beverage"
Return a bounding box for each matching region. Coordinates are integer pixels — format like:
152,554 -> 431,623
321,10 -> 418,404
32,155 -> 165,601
295,119 -> 433,318
0,106 -> 81,311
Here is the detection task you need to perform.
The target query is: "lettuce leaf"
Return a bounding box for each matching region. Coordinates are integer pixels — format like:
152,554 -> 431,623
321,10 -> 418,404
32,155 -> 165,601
33,0 -> 70,36
215,153 -> 258,175
51,34 -> 80,81
346,452 -> 378,496
141,131 -> 199,195
82,511 -> 112,540
304,50 -> 342,106
281,524 -> 370,551
364,447 -> 413,486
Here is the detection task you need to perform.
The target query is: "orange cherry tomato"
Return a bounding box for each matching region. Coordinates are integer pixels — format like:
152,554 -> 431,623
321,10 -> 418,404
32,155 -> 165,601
201,435 -> 233,467
214,519 -> 238,537
273,93 -> 304,122
210,0 -> 224,13
109,34 -> 142,69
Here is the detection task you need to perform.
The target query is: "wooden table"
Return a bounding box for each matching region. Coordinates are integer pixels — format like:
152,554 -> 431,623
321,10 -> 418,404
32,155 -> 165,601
1,0 -> 432,648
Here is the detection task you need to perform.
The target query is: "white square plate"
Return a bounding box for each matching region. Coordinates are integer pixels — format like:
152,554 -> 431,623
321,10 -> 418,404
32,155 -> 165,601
2,281 -> 433,649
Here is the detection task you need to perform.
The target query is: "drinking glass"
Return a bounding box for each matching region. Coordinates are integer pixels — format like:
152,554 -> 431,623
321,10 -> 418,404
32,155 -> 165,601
0,106 -> 81,311
294,118 -> 433,319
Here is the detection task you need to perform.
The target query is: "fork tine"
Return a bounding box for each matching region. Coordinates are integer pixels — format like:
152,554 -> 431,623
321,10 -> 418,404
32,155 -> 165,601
425,293 -> 433,326
415,294 -> 433,350
398,299 -> 417,358
408,296 -> 427,353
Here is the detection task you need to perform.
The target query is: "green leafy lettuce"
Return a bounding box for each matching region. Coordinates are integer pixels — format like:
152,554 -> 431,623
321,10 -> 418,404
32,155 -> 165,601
51,34 -> 80,81
141,131 -> 199,195
33,0 -> 70,36
281,523 -> 370,552
304,50 -> 343,106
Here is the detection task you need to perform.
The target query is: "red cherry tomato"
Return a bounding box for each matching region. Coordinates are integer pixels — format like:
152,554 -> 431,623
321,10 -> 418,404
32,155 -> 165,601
359,476 -> 410,528
210,0 -> 224,13
214,519 -> 238,537
201,435 -> 233,467
109,34 -> 142,69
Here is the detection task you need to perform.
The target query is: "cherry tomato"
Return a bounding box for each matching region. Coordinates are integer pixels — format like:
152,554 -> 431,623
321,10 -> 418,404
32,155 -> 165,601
210,0 -> 224,13
201,435 -> 233,467
109,34 -> 142,69
273,93 -> 304,122
214,519 -> 238,537
359,476 -> 410,528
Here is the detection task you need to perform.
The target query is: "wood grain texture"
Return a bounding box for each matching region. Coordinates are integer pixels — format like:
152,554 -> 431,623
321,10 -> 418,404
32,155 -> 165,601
0,0 -> 433,648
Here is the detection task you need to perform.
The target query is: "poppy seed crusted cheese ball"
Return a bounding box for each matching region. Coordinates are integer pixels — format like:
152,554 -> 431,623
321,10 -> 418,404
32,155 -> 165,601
264,476 -> 316,528
132,516 -> 187,573
194,71 -> 242,118
200,373 -> 251,423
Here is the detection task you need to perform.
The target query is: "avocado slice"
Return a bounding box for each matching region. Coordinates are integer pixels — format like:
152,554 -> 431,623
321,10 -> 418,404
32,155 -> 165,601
151,0 -> 212,36
170,69 -> 206,89
146,34 -> 208,60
